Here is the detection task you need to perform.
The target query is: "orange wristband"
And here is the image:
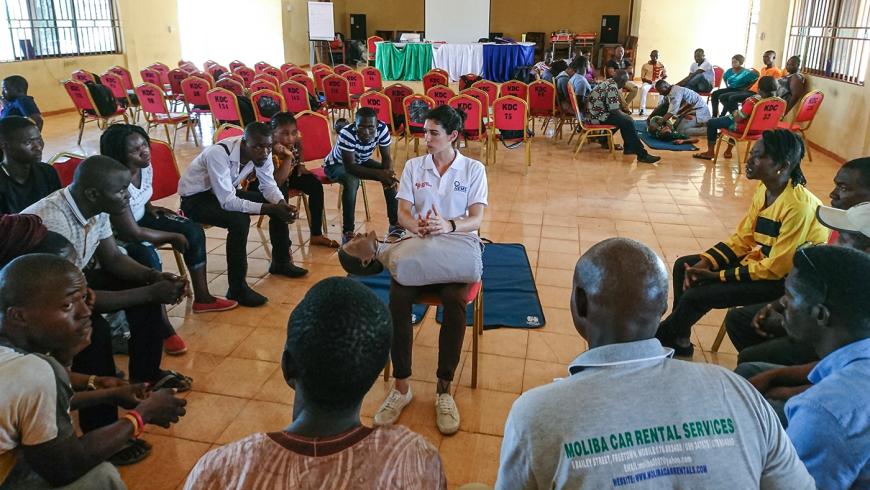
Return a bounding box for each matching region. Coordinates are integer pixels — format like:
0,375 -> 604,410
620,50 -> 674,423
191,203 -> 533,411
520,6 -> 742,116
122,414 -> 142,438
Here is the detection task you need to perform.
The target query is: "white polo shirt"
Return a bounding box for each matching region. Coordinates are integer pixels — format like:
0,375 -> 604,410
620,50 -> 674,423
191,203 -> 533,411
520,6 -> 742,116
396,152 -> 488,221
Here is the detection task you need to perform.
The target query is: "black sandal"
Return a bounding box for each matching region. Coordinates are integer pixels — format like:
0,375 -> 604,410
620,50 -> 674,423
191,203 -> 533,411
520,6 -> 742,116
150,370 -> 193,392
109,439 -> 151,466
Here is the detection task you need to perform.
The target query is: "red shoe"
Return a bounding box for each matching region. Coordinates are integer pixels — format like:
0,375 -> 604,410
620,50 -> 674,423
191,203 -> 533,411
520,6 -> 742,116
192,297 -> 239,314
163,335 -> 188,356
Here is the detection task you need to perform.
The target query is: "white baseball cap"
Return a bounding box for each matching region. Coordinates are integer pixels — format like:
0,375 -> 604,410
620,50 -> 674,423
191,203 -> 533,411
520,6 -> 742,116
816,202 -> 870,238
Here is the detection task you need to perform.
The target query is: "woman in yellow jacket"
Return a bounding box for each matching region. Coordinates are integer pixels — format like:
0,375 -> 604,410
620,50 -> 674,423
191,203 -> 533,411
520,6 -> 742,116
657,129 -> 830,357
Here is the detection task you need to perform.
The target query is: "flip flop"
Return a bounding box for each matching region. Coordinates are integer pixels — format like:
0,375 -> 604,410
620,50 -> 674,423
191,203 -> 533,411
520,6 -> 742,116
109,439 -> 151,466
150,370 -> 193,392
692,153 -> 714,161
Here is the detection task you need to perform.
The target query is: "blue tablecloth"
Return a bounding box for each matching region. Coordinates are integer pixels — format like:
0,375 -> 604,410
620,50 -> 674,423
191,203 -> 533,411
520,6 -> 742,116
482,44 -> 535,82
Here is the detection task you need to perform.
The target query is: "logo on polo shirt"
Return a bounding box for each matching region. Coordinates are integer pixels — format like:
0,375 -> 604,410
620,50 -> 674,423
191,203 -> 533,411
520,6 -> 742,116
526,315 -> 540,326
415,182 -> 432,189
453,181 -> 467,193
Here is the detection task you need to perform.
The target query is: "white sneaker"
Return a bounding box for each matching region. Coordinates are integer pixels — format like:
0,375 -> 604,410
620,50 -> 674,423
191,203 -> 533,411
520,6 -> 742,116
374,386 -> 413,426
435,393 -> 460,435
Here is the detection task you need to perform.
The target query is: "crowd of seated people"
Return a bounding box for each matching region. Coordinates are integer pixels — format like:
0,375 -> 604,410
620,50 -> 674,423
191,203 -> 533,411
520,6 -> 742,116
2,50 -> 869,489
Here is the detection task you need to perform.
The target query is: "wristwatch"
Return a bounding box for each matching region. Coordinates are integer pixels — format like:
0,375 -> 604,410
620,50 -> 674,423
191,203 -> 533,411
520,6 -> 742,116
449,219 -> 457,232
87,375 -> 97,391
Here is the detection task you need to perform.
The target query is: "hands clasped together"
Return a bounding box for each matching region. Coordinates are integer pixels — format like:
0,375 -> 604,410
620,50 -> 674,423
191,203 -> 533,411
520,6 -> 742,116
410,205 -> 451,237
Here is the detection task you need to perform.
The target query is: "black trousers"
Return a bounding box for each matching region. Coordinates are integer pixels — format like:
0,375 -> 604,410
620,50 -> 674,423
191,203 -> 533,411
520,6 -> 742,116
324,160 -> 399,234
284,172 -> 326,236
603,111 -> 650,157
657,254 -> 785,340
725,303 -> 818,365
180,190 -> 290,292
720,90 -> 755,115
711,87 -> 743,117
389,281 -> 469,382
73,269 -> 166,432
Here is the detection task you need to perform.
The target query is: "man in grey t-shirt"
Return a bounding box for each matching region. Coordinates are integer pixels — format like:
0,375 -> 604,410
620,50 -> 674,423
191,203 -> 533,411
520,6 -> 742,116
496,238 -> 813,490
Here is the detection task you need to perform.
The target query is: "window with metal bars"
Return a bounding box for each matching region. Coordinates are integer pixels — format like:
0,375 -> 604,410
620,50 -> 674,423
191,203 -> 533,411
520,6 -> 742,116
1,0 -> 121,62
786,0 -> 870,85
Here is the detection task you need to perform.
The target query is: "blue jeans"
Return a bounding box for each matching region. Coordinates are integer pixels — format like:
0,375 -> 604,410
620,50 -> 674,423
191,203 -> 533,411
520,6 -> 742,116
325,160 -> 398,233
122,212 -> 207,272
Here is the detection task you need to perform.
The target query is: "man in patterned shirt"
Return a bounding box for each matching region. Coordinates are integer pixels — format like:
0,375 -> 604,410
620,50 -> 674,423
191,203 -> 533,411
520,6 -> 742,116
584,70 -> 660,164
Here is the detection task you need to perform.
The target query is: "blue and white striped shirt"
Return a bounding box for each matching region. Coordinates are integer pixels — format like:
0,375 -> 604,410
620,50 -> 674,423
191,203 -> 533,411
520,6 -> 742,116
324,121 -> 391,166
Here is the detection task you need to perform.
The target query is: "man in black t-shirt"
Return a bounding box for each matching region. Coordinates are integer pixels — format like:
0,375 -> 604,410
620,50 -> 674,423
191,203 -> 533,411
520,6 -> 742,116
605,46 -> 638,113
0,116 -> 60,214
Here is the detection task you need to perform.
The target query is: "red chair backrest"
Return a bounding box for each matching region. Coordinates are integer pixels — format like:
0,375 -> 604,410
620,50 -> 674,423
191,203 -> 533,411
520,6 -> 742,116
566,83 -> 583,122
207,64 -> 229,78
359,91 -> 395,132
280,63 -> 297,73
255,73 -> 280,87
100,72 -> 128,100
251,89 -> 285,122
290,75 -> 316,97
312,63 -> 332,73
280,80 -> 312,113
493,95 -> 528,132
448,94 -> 485,136
71,70 -> 95,84
149,140 -> 181,200
179,62 -> 197,73
313,69 -> 331,94
423,71 -> 449,92
474,80 -> 498,108
713,66 -> 725,89
181,77 -> 211,106
49,153 -> 85,187
461,87 -> 490,112
190,72 -> 214,87
367,36 -> 384,59
295,111 -> 333,162
384,83 -> 413,120
168,69 -> 188,95
500,80 -> 528,100
458,74 -> 480,91
233,66 -> 256,87
793,90 -> 824,124
216,78 -> 245,97
222,73 -> 245,86
250,79 -> 277,92
229,60 -> 246,72
262,66 -> 284,82
528,80 -> 556,117
426,85 -> 455,106
742,97 -> 787,135
361,66 -> 383,90
109,66 -> 134,90
203,60 -> 218,70
343,71 -> 365,96
324,74 -> 351,105
135,83 -> 171,117
283,66 -> 307,79
140,68 -> 161,87
334,64 -> 352,75
207,87 -> 243,123
254,61 -> 272,73
403,94 -> 436,134
214,123 -> 244,142
149,63 -> 170,85
63,80 -> 95,112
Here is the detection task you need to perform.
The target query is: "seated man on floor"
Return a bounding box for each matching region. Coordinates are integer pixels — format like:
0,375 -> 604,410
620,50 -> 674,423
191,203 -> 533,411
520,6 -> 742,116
653,79 -> 711,136
22,156 -> 192,464
0,116 -> 59,214
639,50 -> 666,116
0,254 -> 187,489
676,48 -> 715,93
495,238 -> 814,490
745,246 -> 870,488
725,157 -> 870,365
178,122 -> 306,307
323,107 -> 400,244
605,45 -> 638,113
1,75 -> 43,131
183,278 -> 445,489
584,70 -> 660,164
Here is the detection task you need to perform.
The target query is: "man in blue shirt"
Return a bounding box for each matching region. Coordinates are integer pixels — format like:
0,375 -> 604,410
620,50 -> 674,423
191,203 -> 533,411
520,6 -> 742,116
777,245 -> 870,488
1,76 -> 43,131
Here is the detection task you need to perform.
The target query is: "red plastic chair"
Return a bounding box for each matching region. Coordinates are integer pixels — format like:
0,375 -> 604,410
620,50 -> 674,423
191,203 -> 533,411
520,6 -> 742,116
461,87 -> 491,114
229,60 -> 247,72
566,83 -> 616,158
423,71 -> 449,92
715,96 -> 787,168
360,66 -> 383,91
449,94 -> 489,165
458,74 -> 481,91
280,80 -> 313,114
101,71 -> 140,122
63,79 -> 129,144
323,74 -> 356,121
181,76 -> 213,125
283,66 -> 307,79
216,78 -> 245,97
431,68 -> 449,78
108,66 -> 135,91
207,87 -> 244,126
178,61 -> 197,74
213,123 -> 244,142
777,90 -> 824,161
500,80 -> 528,101
359,90 -> 403,141
426,85 -> 455,106
343,71 -> 365,99
527,79 -> 556,132
149,139 -> 183,201
250,79 -> 278,93
473,80 -> 498,109
492,95 -> 531,171
312,69 -> 332,95
47,152 -> 85,186
290,74 -> 316,97
135,82 -> 198,149
366,36 -> 384,64
251,89 -> 286,122
71,70 -> 95,84
203,60 -> 218,71
233,66 -> 256,88
334,64 -> 353,75
403,94 -> 436,159
140,68 -> 162,87
698,65 -> 725,100
384,83 -> 413,128
262,66 -> 284,83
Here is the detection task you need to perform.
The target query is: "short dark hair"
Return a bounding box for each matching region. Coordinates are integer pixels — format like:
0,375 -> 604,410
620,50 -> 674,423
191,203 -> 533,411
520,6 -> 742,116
283,277 -> 392,411
0,116 -> 37,141
841,157 -> 870,190
694,48 -> 705,54
760,129 -> 806,186
72,155 -> 129,189
655,79 -> 669,91
0,254 -> 80,311
549,60 -> 568,75
244,121 -> 272,140
757,75 -> 777,95
426,104 -> 467,137
269,111 -> 297,130
99,123 -> 150,165
764,50 -> 777,57
2,75 -> 28,94
732,54 -> 745,64
337,247 -> 384,276
570,55 -> 588,72
792,245 -> 870,333
355,106 -> 378,122
788,55 -> 802,67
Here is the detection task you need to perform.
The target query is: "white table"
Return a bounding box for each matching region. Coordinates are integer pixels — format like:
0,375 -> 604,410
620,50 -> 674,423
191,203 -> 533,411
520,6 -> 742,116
431,43 -> 484,81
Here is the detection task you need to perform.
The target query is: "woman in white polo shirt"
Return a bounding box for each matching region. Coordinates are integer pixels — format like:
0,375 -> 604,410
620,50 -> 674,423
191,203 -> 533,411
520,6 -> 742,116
373,105 -> 488,436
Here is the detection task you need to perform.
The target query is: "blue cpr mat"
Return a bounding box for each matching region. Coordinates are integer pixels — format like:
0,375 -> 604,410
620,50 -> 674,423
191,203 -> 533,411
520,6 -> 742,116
435,243 -> 545,330
349,271 -> 429,325
633,120 -> 698,151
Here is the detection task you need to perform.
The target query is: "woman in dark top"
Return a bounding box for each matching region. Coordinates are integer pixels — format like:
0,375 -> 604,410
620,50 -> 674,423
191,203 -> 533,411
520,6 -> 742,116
0,116 -> 59,214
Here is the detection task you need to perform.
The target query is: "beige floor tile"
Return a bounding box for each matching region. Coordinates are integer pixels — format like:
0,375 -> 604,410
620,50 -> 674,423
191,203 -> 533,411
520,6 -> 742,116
526,331 -> 587,364
457,354 -> 524,394
197,357 -> 279,398
252,366 -> 296,404
439,431 -> 503,487
230,327 -> 286,362
454,387 -> 519,437
522,359 -> 567,392
118,434 -> 212,490
146,391 -> 248,443
180,322 -> 254,357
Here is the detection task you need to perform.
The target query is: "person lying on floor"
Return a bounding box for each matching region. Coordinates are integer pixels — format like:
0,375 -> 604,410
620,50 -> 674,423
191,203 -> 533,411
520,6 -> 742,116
646,115 -> 699,145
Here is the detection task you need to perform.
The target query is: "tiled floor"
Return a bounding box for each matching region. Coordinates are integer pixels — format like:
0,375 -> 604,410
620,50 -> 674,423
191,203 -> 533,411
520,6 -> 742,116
38,81 -> 843,489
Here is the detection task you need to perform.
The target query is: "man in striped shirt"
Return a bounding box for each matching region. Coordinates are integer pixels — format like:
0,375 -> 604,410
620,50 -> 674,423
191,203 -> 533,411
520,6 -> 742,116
323,107 -> 400,244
